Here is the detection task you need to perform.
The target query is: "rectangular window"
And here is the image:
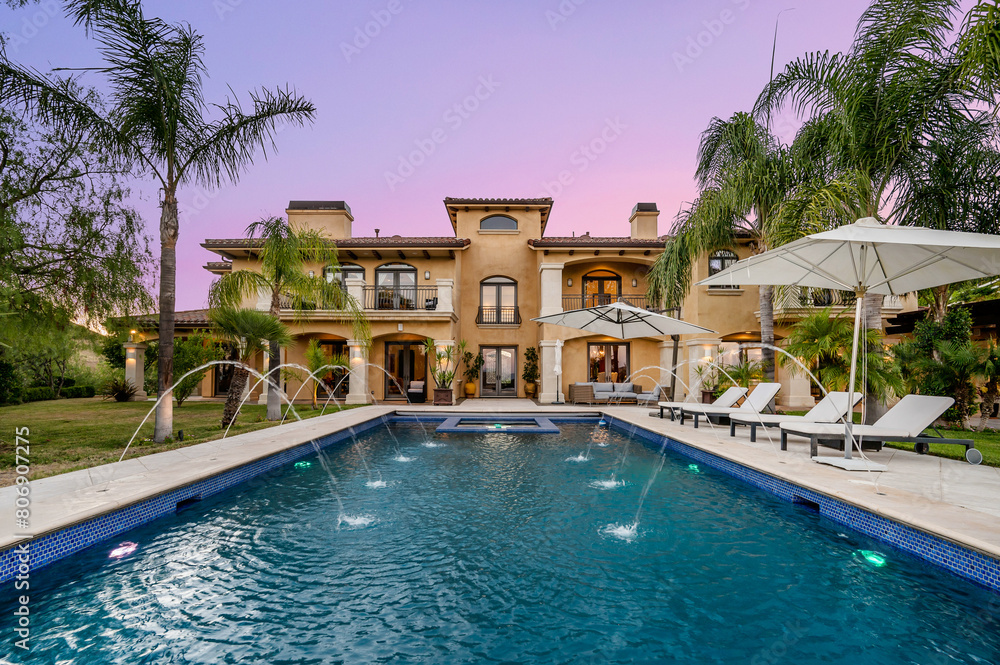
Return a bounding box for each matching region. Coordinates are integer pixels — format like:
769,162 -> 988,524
588,343 -> 629,383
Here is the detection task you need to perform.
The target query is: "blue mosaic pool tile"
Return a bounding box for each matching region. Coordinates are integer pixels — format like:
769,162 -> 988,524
605,415 -> 1000,593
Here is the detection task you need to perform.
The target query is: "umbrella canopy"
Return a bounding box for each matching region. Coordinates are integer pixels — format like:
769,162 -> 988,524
697,217 -> 1000,470
532,301 -> 715,340
698,218 -> 1000,294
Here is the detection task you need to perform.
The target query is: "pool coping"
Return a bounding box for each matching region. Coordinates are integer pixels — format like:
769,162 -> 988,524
1,404 -> 998,592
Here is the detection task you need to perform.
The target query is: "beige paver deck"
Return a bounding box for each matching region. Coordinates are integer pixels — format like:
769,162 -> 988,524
2,402 -> 998,565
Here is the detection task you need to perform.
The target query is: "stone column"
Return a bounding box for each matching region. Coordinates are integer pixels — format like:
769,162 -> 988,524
538,263 -> 564,317
539,340 -> 560,404
684,338 -> 721,402
778,362 -> 816,409
345,276 -> 365,309
122,342 -> 147,401
658,340 -> 675,401
257,345 -> 286,405
346,340 -> 370,405
435,278 -> 454,314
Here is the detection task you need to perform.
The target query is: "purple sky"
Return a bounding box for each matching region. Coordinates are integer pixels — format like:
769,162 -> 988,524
5,0 -> 975,311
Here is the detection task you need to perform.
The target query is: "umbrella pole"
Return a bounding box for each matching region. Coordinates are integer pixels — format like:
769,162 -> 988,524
844,293 -> 864,459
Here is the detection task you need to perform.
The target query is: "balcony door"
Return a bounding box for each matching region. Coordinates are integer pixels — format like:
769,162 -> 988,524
375,263 -> 417,310
479,276 -> 517,324
582,270 -> 621,307
480,346 -> 517,397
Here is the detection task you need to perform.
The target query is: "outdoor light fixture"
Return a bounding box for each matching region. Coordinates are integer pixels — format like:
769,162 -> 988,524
859,550 -> 887,567
632,278 -> 638,288
688,464 -> 700,473
109,542 -> 138,559
128,329 -> 137,342
295,461 -> 312,469
566,278 -> 573,287
424,270 -> 431,280
309,270 -> 315,278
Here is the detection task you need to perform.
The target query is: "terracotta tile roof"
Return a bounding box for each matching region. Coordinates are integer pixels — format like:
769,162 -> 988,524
202,237 -> 469,249
204,261 -> 232,272
528,236 -> 667,248
134,309 -> 213,328
443,197 -> 553,206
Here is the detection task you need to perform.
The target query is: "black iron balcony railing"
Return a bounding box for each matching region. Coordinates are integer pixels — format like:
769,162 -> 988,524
476,305 -> 521,325
561,294 -> 653,310
774,286 -> 857,310
363,285 -> 439,311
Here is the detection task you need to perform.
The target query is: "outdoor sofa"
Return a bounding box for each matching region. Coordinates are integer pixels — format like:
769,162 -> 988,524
778,394 -> 981,464
679,383 -> 782,428
728,391 -> 861,442
657,386 -> 747,420
569,382 -> 641,404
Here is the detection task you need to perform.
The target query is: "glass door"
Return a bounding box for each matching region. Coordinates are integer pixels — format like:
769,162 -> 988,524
384,342 -> 426,400
583,270 -> 621,307
480,347 -> 517,397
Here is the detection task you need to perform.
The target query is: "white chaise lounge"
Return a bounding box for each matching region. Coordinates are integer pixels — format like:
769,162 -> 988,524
729,391 -> 862,442
779,394 -> 981,464
657,386 -> 747,420
679,383 -> 782,428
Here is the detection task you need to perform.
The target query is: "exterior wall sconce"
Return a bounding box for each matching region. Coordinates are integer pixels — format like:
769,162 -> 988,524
566,278 -> 573,287
632,278 -> 638,288
308,270 -> 315,278
424,270 -> 431,280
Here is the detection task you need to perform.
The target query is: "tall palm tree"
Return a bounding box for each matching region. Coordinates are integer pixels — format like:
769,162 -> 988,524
209,307 -> 291,428
647,112 -> 799,380
0,0 -> 315,441
209,216 -> 369,420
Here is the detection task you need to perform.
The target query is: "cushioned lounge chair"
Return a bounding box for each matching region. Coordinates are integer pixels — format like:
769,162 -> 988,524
657,386 -> 747,420
679,383 -> 782,428
729,391 -> 862,442
779,394 -> 981,464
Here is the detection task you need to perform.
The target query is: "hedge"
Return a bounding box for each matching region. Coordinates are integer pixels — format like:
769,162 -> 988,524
63,385 -> 97,399
23,386 -> 56,402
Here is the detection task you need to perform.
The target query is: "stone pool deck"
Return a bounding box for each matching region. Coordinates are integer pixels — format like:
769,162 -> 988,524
2,402 -> 999,570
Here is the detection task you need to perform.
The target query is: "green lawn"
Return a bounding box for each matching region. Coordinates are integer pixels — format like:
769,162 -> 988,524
780,409 -> 999,467
0,398 -> 363,486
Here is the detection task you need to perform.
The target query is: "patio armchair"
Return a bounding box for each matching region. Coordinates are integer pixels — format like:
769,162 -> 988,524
778,394 -> 981,464
657,386 -> 747,420
679,383 -> 782,428
729,391 -> 862,442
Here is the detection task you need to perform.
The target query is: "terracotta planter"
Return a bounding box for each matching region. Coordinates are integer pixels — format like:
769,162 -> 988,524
433,388 -> 454,406
464,382 -> 476,398
701,390 -> 715,404
524,382 -> 537,398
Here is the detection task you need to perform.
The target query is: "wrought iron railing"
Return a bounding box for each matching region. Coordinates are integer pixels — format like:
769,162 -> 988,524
561,294 -> 655,310
773,286 -> 857,310
362,285 -> 439,311
476,305 -> 521,325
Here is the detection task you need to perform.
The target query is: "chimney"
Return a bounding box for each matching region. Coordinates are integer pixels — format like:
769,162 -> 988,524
286,201 -> 353,239
629,202 -> 659,239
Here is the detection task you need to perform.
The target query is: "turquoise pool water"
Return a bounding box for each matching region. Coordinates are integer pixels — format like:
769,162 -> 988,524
9,423 -> 1000,663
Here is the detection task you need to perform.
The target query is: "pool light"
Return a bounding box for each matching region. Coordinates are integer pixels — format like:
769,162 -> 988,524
295,461 -> 312,469
495,423 -> 503,429
109,542 -> 138,559
687,464 -> 700,473
859,550 -> 887,567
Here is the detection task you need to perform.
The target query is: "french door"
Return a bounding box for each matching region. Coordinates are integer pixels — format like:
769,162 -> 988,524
480,346 -> 517,397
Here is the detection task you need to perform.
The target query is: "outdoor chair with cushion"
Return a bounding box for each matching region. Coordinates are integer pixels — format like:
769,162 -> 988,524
637,385 -> 665,406
729,391 -> 862,442
779,394 -> 981,464
406,380 -> 426,404
679,383 -> 782,428
657,386 -> 747,420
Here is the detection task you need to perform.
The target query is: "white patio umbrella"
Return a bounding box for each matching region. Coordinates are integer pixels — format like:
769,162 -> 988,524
532,301 -> 716,339
697,217 -> 1000,469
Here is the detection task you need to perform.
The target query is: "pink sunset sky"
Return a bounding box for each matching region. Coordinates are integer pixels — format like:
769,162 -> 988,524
4,0 -> 978,311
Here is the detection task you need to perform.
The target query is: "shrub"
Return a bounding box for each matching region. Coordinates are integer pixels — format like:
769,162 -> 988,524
104,376 -> 138,402
0,359 -> 23,404
63,385 -> 97,399
23,386 -> 56,402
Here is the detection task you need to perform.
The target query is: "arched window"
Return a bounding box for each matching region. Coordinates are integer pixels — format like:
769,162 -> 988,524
478,276 -> 519,324
480,215 -> 517,231
375,263 -> 417,309
323,263 -> 365,285
582,269 -> 621,307
708,250 -> 739,289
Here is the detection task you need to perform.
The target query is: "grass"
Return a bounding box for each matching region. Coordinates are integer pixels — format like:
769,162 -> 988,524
780,409 -> 999,467
0,397 -> 363,486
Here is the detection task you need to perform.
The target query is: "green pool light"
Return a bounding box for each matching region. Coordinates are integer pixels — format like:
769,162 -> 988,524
687,464 -> 700,473
495,423 -> 503,429
295,461 -> 312,469
860,550 -> 887,567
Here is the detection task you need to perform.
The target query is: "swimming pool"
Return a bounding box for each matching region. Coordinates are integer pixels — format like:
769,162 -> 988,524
8,422 -> 1000,663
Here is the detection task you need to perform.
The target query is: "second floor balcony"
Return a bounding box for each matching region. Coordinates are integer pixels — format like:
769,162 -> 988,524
562,293 -> 660,311
362,285 -> 439,311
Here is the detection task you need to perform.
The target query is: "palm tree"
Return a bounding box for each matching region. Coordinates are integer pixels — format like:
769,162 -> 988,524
209,216 -> 368,420
304,339 -> 349,410
647,112 -> 799,380
976,339 -> 1000,432
209,307 -> 291,428
0,0 -> 315,441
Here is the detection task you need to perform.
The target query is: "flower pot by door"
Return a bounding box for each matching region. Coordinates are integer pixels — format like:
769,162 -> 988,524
464,382 -> 476,398
524,382 -> 537,398
433,388 -> 454,406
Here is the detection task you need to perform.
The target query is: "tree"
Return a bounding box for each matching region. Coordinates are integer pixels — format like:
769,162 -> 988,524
0,0 -> 316,442
0,109 -> 153,321
0,309 -> 94,397
208,216 -> 368,419
976,339 -> 1000,432
172,332 -> 222,406
209,307 -> 290,428
304,338 -> 348,410
647,112 -> 800,380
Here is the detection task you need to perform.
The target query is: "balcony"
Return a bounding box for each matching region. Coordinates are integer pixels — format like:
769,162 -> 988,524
770,287 -> 904,318
362,285 -> 439,311
561,294 -> 660,311
476,305 -> 521,325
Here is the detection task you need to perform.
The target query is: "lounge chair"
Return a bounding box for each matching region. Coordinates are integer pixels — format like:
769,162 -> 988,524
779,394 -> 981,464
679,383 -> 782,428
657,386 -> 747,420
729,391 -> 862,442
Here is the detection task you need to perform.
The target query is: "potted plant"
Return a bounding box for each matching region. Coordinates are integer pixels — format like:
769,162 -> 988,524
693,364 -> 718,404
522,346 -> 539,398
462,348 -> 484,398
424,337 -> 458,405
